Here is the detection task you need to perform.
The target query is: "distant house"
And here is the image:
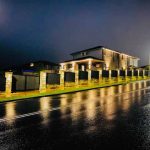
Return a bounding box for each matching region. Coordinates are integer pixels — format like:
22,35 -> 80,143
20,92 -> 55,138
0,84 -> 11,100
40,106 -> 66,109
60,46 -> 139,72
22,61 -> 59,74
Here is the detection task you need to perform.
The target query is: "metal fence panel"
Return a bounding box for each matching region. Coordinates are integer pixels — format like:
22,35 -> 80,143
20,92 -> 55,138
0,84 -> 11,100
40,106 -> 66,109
111,70 -> 118,77
102,70 -> 109,78
145,71 -> 148,76
26,75 -> 39,90
119,70 -> 125,77
127,71 -> 132,76
13,75 -> 25,91
139,71 -> 143,76
0,75 -> 5,91
79,71 -> 88,80
64,72 -> 75,82
47,73 -> 60,84
133,71 -> 138,76
91,71 -> 99,79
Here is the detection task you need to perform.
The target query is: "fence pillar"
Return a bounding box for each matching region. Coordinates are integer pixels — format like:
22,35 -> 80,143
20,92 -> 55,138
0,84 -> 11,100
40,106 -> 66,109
117,70 -> 120,82
131,70 -> 134,80
143,70 -> 145,77
40,71 -> 47,92
125,70 -> 128,81
125,70 -> 127,76
88,70 -> 92,85
137,70 -> 140,78
75,71 -> 79,85
60,70 -> 65,88
5,72 -> 13,96
109,70 -> 112,82
142,70 -> 145,78
99,70 -> 102,83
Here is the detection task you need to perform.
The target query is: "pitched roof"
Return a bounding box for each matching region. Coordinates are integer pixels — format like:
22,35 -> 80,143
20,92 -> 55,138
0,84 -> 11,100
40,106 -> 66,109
70,45 -> 139,59
70,46 -> 103,55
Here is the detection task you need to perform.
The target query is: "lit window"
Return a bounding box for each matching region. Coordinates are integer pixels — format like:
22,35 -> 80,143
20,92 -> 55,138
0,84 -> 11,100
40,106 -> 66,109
96,64 -> 100,67
30,63 -> 34,67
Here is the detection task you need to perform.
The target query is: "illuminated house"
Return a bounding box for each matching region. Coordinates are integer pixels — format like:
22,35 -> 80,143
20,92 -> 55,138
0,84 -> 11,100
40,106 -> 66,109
60,46 -> 139,71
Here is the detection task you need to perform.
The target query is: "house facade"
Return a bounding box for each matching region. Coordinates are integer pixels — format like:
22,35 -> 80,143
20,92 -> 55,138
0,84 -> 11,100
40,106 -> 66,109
60,46 -> 139,72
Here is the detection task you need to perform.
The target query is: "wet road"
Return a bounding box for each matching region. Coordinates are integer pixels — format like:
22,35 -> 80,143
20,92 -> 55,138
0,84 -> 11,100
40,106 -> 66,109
0,80 -> 150,150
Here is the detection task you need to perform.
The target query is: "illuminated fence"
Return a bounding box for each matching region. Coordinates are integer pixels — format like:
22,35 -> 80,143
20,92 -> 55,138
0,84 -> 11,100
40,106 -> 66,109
0,69 -> 149,94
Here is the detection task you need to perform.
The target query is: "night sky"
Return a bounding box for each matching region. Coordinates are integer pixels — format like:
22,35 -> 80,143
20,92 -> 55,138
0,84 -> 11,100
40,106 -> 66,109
0,0 -> 150,68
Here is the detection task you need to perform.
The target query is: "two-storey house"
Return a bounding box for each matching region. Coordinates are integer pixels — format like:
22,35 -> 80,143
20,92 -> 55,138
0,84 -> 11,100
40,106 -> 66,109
60,46 -> 139,72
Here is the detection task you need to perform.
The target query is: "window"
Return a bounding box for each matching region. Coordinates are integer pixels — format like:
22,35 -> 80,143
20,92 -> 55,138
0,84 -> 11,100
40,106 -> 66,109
68,64 -> 72,68
113,53 -> 115,62
81,52 -> 87,56
96,64 -> 100,68
81,65 -> 85,71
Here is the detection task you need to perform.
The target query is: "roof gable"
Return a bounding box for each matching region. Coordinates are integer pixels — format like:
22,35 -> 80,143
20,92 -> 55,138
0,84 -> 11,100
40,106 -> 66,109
70,46 -> 103,55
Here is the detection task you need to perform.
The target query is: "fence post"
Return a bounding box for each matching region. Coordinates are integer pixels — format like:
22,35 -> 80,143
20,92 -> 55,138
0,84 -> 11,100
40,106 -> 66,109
75,71 -> 79,86
39,71 -> 47,92
109,70 -> 112,82
117,70 -> 120,82
137,70 -> 140,79
131,70 -> 134,80
99,70 -> 102,83
143,70 -> 145,78
5,72 -> 13,96
60,70 -> 65,89
125,69 -> 128,81
88,70 -> 92,85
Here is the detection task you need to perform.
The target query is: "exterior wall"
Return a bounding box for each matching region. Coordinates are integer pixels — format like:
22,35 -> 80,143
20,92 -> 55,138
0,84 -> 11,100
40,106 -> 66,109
134,59 -> 138,67
72,48 -> 103,60
127,58 -> 138,67
102,48 -> 119,70
119,54 -> 128,70
103,48 -> 139,70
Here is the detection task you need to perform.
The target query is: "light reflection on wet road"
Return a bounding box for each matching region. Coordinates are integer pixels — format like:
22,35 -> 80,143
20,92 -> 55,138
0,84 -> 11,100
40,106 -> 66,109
0,80 -> 150,150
